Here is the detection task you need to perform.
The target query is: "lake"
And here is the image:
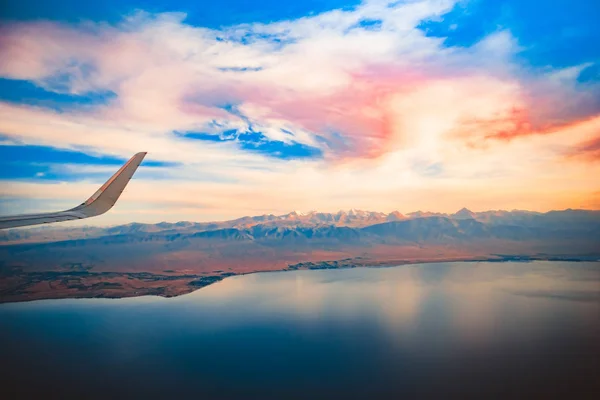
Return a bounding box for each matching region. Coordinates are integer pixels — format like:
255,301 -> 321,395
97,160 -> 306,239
1,261 -> 599,399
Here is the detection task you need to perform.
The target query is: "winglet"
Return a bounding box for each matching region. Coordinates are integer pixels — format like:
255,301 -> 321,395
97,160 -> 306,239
0,152 -> 147,229
71,152 -> 147,217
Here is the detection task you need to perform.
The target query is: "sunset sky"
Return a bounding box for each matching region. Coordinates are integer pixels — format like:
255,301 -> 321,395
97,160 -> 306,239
1,0 -> 599,225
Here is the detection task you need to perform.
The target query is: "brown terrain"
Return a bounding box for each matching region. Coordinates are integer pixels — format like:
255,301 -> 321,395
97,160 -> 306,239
1,208 -> 599,303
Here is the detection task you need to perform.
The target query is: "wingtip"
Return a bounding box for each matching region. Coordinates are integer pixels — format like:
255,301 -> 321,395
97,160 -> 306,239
132,152 -> 147,163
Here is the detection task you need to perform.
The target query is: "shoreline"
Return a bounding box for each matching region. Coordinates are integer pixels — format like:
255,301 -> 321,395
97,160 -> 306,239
1,254 -> 599,305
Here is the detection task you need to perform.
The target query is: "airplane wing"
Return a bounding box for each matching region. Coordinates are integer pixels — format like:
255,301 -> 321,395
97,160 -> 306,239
0,152 -> 147,230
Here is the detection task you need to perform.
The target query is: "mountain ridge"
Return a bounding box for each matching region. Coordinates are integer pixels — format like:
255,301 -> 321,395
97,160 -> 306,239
3,208 -> 599,245
2,210 -> 600,248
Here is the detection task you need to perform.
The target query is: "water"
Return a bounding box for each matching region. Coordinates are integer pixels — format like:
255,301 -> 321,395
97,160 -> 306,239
1,261 -> 599,399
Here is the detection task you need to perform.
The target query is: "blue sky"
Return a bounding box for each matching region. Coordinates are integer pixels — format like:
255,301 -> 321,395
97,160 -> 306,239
1,0 -> 599,222
419,0 -> 600,71
2,0 -> 362,26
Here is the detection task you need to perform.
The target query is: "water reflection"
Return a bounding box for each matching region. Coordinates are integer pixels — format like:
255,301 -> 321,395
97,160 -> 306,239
187,261 -> 599,339
1,261 -> 599,399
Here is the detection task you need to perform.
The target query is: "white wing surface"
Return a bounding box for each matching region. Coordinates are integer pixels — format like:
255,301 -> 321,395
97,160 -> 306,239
0,152 -> 147,229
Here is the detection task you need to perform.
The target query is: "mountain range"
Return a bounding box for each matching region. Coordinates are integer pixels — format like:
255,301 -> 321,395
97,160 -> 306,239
3,208 -> 600,244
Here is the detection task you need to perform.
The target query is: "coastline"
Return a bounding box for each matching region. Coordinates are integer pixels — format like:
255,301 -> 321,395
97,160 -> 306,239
1,253 -> 598,304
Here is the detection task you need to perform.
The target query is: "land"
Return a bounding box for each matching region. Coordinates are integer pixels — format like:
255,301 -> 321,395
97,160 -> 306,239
1,208 -> 599,303
2,253 -> 597,304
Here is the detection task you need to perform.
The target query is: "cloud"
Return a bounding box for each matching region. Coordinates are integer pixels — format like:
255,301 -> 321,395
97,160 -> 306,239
566,136 -> 600,161
3,0 -> 596,158
0,0 -> 599,222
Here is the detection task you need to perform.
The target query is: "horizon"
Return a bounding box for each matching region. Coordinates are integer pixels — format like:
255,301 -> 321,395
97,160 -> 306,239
1,0 -> 600,226
7,206 -> 599,231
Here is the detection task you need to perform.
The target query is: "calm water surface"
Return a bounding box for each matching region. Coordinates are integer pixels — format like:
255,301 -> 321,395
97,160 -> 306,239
1,261 -> 599,399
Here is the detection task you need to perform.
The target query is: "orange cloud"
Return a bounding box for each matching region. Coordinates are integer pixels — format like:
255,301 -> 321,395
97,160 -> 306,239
566,135 -> 600,161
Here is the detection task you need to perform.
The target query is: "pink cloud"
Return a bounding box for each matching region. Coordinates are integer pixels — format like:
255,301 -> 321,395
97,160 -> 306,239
566,135 -> 600,161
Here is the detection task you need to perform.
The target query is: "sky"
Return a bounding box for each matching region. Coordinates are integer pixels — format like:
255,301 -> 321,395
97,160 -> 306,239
1,0 -> 599,225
